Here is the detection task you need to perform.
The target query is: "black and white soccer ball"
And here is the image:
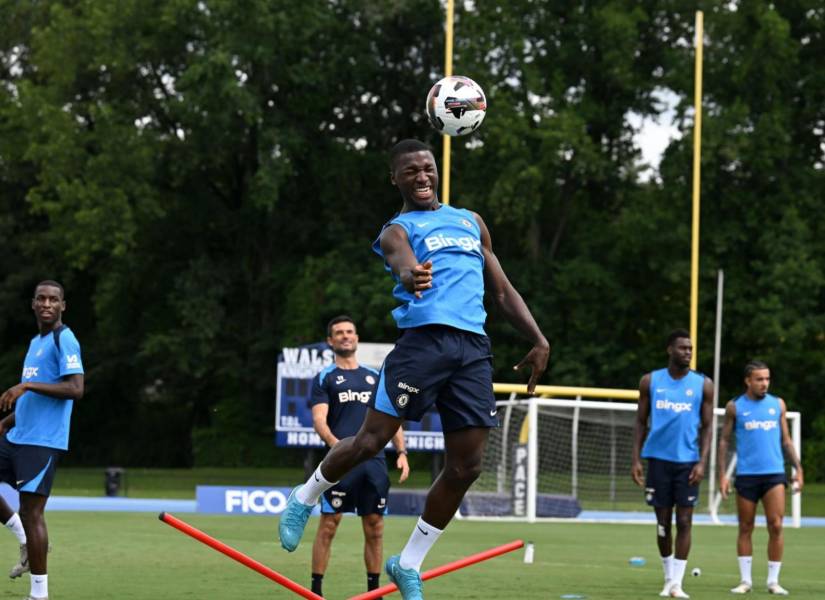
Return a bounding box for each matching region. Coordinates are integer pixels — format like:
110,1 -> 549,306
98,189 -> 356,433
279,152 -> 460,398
425,75 -> 487,136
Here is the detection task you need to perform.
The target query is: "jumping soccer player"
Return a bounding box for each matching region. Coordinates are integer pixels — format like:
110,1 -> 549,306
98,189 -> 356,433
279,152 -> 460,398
309,315 -> 409,598
0,280 -> 84,600
718,360 -> 803,596
279,139 -> 550,600
631,329 -> 713,599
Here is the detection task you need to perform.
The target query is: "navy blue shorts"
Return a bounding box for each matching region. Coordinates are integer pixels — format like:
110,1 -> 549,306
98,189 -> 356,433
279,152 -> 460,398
0,435 -> 63,496
372,325 -> 497,433
644,458 -> 699,508
321,457 -> 389,515
734,473 -> 787,503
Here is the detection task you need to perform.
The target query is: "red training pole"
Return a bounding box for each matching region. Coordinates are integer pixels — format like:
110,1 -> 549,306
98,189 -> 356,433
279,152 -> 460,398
348,539 -> 524,600
159,512 -> 323,600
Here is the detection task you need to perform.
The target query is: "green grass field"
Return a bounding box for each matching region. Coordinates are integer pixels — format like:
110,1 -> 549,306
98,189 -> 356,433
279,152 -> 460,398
10,512 -> 822,599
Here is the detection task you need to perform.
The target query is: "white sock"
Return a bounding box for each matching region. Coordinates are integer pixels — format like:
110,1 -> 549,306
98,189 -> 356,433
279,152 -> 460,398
767,560 -> 782,585
296,465 -> 337,505
661,554 -> 673,582
30,573 -> 47,598
671,559 -> 687,587
738,555 -> 753,584
4,513 -> 27,544
399,517 -> 443,571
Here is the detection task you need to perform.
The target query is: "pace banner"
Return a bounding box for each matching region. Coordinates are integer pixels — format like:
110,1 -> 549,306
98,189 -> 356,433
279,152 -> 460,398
274,342 -> 445,451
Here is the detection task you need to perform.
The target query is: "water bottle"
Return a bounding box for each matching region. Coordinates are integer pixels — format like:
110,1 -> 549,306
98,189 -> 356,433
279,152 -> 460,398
523,541 -> 534,564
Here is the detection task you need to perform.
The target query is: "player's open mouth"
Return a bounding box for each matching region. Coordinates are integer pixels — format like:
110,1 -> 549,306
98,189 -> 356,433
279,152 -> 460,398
414,185 -> 432,198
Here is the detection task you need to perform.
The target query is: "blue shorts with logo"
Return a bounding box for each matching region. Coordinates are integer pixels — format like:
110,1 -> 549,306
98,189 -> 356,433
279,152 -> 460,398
0,435 -> 63,496
644,457 -> 699,508
734,473 -> 787,503
321,456 -> 389,515
371,325 -> 497,433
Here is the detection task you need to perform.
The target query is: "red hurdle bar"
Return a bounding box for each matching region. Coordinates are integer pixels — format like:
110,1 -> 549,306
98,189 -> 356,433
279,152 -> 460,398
348,539 -> 524,600
158,512 -> 323,600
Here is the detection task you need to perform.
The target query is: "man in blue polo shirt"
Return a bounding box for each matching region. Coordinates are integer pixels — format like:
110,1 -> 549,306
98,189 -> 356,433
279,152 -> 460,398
308,315 -> 409,599
632,329 -> 714,599
718,361 -> 803,596
0,280 -> 84,600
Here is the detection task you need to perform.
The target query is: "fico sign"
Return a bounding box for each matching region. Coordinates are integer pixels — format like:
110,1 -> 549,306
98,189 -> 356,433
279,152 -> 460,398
196,486 -> 318,516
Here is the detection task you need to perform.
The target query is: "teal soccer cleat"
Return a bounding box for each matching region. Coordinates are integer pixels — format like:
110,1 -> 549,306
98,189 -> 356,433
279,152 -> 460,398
386,555 -> 424,600
278,485 -> 315,552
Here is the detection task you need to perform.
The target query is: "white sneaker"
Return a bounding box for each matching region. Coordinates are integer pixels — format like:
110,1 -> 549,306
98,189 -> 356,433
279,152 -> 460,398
670,585 -> 690,599
9,544 -> 28,579
731,582 -> 752,594
767,582 -> 789,595
659,581 -> 674,597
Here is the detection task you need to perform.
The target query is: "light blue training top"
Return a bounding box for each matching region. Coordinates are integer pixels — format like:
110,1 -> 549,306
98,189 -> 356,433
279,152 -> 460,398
373,204 -> 487,335
734,393 -> 785,475
9,326 -> 84,451
642,368 -> 705,463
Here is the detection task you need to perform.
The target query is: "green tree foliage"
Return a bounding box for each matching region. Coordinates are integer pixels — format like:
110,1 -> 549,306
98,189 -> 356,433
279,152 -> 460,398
0,1 -> 823,474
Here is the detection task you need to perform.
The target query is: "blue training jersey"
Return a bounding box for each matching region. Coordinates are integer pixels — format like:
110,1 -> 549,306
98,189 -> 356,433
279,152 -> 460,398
734,393 -> 785,475
372,204 -> 487,335
310,364 -> 383,458
9,326 -> 84,451
641,368 -> 705,463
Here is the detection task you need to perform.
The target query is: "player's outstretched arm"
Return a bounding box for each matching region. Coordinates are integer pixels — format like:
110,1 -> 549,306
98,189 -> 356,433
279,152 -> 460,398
779,398 -> 804,492
473,213 -> 549,393
631,374 -> 651,487
689,376 -> 715,485
717,400 -> 736,499
380,224 -> 432,299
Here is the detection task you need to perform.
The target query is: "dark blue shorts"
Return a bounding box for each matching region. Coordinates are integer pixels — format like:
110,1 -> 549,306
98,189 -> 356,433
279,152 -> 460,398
0,435 -> 63,496
371,325 -> 497,433
734,473 -> 787,503
644,458 -> 699,508
321,457 -> 389,515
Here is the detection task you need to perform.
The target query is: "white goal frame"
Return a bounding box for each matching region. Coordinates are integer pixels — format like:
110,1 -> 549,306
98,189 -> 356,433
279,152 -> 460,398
458,396 -> 802,527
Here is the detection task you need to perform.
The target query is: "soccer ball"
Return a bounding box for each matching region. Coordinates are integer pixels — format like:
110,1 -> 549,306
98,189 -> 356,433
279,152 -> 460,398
691,567 -> 702,577
425,76 -> 487,136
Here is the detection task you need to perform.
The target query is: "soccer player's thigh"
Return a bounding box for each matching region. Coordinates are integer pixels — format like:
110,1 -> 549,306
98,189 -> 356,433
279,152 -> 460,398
758,475 -> 787,519
355,459 -> 390,516
734,476 -> 761,518
322,462 -> 369,514
373,327 -> 455,419
14,444 -> 61,495
672,462 -> 699,507
645,458 -> 676,507
435,337 -> 496,432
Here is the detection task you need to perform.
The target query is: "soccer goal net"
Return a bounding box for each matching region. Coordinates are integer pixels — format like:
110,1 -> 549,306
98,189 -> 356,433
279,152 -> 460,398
458,392 -> 802,527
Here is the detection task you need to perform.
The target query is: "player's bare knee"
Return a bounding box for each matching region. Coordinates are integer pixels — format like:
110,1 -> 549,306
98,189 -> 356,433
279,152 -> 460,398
738,519 -> 755,535
766,516 -> 783,537
443,460 -> 482,485
354,431 -> 390,457
675,515 -> 692,532
319,518 -> 339,539
363,519 -> 384,542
